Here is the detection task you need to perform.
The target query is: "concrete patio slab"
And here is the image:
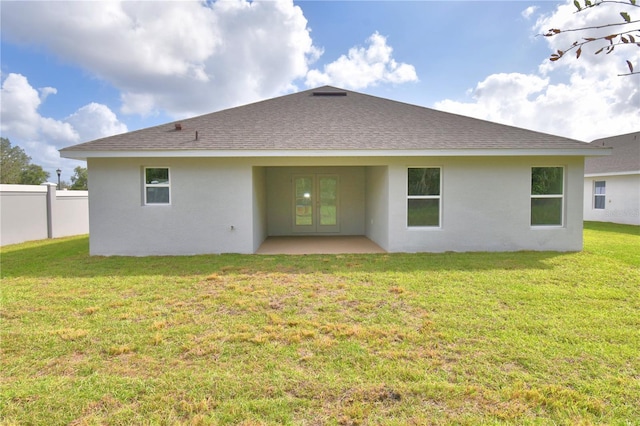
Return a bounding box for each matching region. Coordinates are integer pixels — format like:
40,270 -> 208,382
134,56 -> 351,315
256,236 -> 385,255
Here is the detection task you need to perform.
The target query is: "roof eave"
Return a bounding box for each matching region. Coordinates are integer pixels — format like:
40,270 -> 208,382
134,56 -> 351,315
585,170 -> 640,177
60,147 -> 611,161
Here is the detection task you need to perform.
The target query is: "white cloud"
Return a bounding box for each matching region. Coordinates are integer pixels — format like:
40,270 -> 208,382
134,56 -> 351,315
2,1 -> 419,121
0,74 -> 80,144
521,6 -> 538,20
1,0 -> 323,118
66,103 -> 128,143
0,73 -> 127,180
435,0 -> 640,141
305,32 -> 418,89
39,87 -> 58,103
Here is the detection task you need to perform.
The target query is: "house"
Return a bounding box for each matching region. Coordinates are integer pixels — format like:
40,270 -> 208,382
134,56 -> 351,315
60,86 -> 608,256
584,132 -> 640,226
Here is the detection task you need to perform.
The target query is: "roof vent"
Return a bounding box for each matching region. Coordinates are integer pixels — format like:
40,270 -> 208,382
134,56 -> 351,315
312,91 -> 347,97
175,123 -> 182,131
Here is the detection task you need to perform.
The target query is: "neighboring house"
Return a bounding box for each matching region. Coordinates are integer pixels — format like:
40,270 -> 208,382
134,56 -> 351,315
60,86 -> 607,256
584,132 -> 640,226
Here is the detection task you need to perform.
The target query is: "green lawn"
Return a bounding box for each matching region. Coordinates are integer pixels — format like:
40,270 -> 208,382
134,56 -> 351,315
1,222 -> 639,425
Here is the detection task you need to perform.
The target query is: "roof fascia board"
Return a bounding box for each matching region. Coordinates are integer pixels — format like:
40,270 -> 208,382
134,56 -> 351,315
61,148 -> 611,160
585,170 -> 640,177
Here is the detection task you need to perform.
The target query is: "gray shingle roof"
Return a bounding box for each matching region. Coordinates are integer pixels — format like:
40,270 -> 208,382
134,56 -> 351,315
61,86 -> 599,156
585,132 -> 640,174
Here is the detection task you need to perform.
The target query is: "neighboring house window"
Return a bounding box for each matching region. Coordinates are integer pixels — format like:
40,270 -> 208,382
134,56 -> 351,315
408,167 -> 441,227
144,167 -> 170,205
530,167 -> 564,226
594,181 -> 606,209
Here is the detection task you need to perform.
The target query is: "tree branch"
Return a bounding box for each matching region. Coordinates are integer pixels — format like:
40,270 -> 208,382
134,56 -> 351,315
575,0 -> 640,10
544,19 -> 640,35
549,30 -> 640,61
542,0 -> 640,76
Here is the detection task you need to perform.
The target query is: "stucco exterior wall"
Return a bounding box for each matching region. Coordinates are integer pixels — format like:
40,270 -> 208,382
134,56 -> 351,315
365,166 -> 389,251
86,155 -> 586,255
252,167 -> 268,252
87,158 -> 255,255
386,156 -> 585,252
584,174 -> 640,225
0,184 -> 88,246
53,190 -> 90,238
0,185 -> 49,246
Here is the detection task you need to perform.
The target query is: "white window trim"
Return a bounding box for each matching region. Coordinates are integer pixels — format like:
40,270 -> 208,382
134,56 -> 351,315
144,167 -> 171,206
407,166 -> 442,229
593,180 -> 606,210
530,166 -> 564,228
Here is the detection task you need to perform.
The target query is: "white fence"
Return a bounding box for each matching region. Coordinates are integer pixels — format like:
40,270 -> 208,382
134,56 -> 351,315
0,183 -> 89,246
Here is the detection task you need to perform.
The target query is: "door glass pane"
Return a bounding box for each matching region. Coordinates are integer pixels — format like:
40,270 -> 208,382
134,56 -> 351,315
295,177 -> 313,226
319,177 -> 337,226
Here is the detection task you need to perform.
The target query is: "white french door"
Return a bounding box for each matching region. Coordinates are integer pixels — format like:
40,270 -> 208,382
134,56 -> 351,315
292,174 -> 339,233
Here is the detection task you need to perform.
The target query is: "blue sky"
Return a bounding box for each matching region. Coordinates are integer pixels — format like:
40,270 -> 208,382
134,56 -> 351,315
1,0 -> 638,182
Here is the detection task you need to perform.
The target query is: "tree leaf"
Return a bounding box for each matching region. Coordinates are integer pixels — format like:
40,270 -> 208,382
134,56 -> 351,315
604,34 -> 617,41
622,36 -> 629,43
620,12 -> 631,23
574,0 -> 582,10
629,35 -> 635,43
595,47 -> 604,54
627,60 -> 634,73
576,47 -> 582,59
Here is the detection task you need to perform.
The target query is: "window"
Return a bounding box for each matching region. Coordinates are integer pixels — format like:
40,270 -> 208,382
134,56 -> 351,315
144,167 -> 170,205
530,167 -> 563,226
594,181 -> 606,209
408,167 -> 441,227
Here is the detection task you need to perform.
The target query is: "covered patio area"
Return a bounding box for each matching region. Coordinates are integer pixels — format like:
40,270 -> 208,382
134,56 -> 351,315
256,236 -> 385,255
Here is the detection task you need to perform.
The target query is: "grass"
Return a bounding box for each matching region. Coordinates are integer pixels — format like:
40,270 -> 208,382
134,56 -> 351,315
1,221 -> 639,425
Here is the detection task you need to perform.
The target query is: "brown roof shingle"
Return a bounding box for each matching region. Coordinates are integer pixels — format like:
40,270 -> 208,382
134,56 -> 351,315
61,86 -> 600,155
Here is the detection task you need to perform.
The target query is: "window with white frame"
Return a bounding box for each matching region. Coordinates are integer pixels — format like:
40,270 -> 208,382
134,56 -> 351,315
594,181 -> 606,209
144,167 -> 170,205
407,167 -> 441,227
530,166 -> 564,226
